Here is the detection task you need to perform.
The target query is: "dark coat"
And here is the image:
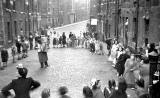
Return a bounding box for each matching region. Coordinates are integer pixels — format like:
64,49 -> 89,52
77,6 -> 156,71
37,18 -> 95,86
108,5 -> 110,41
16,40 -> 21,53
1,77 -> 40,98
69,34 -> 73,39
115,53 -> 130,75
62,35 -> 66,45
1,49 -> 9,62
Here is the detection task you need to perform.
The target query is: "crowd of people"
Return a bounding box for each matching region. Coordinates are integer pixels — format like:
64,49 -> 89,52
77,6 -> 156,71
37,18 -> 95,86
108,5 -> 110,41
0,33 -> 33,70
0,63 -> 129,98
1,63 -> 152,98
51,31 -> 104,55
1,27 -> 160,98
107,40 -> 160,98
0,28 -> 51,70
52,31 -> 85,48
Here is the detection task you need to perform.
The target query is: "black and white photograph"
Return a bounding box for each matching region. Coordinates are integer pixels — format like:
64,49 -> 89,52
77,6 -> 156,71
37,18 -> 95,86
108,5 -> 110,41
0,0 -> 160,98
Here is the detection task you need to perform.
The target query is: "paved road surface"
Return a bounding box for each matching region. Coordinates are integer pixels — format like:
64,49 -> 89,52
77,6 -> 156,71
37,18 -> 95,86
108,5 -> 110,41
0,48 -> 138,98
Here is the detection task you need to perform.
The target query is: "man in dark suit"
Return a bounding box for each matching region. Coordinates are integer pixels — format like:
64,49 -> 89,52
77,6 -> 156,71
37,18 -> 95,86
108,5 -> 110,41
1,64 -> 40,98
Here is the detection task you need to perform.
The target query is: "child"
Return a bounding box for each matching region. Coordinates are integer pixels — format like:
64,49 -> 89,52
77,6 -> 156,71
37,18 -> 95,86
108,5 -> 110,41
59,36 -> 63,48
1,47 -> 9,69
95,40 -> 100,54
25,39 -> 29,56
21,41 -> 26,58
83,86 -> 93,98
41,88 -> 50,98
58,86 -> 70,98
99,42 -> 104,55
11,44 -> 16,63
16,38 -> 22,60
103,79 -> 116,98
22,39 -> 29,58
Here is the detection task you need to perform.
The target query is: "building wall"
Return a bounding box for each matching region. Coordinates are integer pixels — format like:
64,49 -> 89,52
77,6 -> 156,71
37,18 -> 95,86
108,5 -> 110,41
39,0 -> 48,28
0,0 -> 5,46
117,0 -> 160,49
149,6 -> 160,44
0,0 -> 36,47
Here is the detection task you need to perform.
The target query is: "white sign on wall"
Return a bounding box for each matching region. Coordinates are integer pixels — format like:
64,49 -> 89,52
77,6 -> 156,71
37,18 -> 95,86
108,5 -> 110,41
91,19 -> 97,25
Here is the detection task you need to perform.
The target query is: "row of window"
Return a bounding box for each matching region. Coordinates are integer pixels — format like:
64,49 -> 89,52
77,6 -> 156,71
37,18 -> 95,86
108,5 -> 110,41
3,0 -> 34,11
3,0 -> 16,10
109,0 -> 160,6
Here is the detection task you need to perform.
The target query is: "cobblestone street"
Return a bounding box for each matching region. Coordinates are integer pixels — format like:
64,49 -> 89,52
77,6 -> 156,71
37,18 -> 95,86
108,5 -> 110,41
0,48 -> 137,98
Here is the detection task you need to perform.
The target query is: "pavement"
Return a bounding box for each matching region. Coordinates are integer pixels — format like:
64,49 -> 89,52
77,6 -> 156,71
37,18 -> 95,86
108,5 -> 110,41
0,47 -> 137,98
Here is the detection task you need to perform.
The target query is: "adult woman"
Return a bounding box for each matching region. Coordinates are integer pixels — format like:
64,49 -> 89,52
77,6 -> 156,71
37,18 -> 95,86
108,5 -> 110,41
37,39 -> 49,68
124,54 -> 138,88
1,64 -> 40,98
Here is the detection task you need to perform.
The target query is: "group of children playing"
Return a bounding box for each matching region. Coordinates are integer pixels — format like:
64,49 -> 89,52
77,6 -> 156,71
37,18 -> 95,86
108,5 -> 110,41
0,36 -> 30,70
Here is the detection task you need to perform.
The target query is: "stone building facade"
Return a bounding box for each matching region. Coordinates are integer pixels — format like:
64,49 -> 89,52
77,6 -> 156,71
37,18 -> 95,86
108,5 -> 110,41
0,0 -> 37,47
106,0 -> 160,49
119,0 -> 160,49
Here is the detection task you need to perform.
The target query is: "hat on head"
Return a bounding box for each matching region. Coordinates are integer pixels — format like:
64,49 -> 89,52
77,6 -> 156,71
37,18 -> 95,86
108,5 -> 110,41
91,78 -> 97,87
16,64 -> 28,77
16,63 -> 23,69
91,78 -> 101,89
